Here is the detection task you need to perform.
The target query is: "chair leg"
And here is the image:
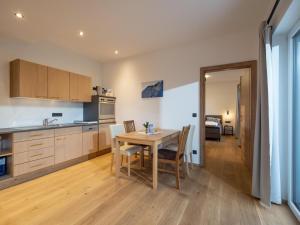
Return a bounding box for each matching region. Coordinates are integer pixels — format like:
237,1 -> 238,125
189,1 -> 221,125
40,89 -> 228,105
141,149 -> 144,168
139,151 -> 143,169
185,154 -> 190,177
181,159 -> 186,179
176,162 -> 181,190
128,155 -> 131,177
121,155 -> 123,167
110,153 -> 114,172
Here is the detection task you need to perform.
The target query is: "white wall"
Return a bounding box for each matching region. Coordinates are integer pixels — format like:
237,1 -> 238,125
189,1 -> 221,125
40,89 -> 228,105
206,81 -> 239,131
0,37 -> 102,128
102,29 -> 259,164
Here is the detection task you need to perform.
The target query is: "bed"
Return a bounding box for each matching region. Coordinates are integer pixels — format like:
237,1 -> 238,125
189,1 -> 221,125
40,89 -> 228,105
205,115 -> 223,141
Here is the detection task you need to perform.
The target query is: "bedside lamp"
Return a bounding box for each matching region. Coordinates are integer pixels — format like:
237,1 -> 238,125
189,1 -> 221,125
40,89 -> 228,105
225,110 -> 231,124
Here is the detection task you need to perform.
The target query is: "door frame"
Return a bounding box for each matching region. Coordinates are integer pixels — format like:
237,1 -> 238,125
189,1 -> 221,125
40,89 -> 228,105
199,60 -> 257,169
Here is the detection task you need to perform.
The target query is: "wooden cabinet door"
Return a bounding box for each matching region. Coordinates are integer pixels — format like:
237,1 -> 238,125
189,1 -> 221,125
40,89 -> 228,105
70,73 -> 79,101
70,73 -> 92,102
48,67 -> 70,101
36,64 -> 48,98
65,133 -> 83,160
55,136 -> 66,164
99,125 -> 111,151
11,59 -> 37,98
78,75 -> 92,102
83,131 -> 98,155
10,59 -> 48,98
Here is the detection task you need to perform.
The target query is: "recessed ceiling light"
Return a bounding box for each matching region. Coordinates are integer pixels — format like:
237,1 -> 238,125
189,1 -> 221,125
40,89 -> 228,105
114,50 -> 119,55
205,74 -> 211,78
79,31 -> 84,37
14,12 -> 24,19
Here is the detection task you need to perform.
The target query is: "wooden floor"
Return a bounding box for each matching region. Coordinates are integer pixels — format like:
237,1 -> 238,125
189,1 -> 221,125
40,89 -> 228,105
0,136 -> 298,225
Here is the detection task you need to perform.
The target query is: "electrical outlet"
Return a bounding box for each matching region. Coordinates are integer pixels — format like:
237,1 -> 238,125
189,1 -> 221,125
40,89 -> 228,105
52,113 -> 63,117
192,113 -> 197,117
192,150 -> 197,154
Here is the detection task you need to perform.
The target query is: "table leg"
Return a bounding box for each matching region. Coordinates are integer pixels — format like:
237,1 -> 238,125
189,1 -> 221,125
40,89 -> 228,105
152,143 -> 158,190
115,139 -> 120,177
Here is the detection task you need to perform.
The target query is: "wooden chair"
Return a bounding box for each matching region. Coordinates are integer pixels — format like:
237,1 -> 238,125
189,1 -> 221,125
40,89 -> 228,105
123,120 -> 151,165
109,124 -> 143,176
123,120 -> 136,133
157,125 -> 190,190
164,125 -> 195,175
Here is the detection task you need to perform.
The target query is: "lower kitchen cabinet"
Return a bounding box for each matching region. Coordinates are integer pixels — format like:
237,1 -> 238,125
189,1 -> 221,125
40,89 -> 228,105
54,128 -> 83,164
99,124 -> 111,151
82,125 -> 98,155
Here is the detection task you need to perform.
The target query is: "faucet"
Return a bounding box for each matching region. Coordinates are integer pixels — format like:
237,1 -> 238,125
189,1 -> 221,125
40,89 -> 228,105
43,118 -> 58,127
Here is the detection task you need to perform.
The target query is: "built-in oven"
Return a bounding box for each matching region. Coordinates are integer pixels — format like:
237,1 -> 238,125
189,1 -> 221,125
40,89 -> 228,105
99,96 -> 116,124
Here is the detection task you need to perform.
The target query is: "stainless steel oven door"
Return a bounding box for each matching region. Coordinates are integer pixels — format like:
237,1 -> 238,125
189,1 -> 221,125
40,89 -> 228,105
99,100 -> 115,120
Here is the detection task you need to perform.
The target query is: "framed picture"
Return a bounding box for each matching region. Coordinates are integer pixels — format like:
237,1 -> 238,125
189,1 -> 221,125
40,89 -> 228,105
141,80 -> 163,98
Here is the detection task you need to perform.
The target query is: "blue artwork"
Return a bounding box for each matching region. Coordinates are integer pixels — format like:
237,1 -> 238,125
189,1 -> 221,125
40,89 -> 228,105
142,80 -> 163,98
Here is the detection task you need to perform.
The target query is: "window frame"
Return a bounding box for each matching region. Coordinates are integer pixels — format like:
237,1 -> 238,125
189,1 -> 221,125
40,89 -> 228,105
288,19 -> 300,221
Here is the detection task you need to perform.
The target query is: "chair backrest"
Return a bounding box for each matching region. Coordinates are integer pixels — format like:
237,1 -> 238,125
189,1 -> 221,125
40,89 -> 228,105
177,125 -> 191,160
109,124 -> 125,149
185,125 -> 195,154
123,120 -> 136,133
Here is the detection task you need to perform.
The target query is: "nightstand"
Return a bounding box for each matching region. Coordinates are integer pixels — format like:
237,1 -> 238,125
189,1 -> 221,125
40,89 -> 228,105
223,125 -> 234,135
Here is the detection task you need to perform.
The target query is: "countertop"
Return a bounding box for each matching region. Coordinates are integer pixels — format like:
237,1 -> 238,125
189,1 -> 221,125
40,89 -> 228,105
0,122 -> 98,135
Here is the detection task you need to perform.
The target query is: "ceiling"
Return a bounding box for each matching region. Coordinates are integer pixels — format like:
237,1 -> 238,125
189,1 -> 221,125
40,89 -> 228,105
0,0 -> 272,62
206,68 -> 249,83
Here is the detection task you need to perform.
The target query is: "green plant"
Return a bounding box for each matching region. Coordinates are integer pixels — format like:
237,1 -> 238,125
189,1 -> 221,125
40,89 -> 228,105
143,122 -> 150,129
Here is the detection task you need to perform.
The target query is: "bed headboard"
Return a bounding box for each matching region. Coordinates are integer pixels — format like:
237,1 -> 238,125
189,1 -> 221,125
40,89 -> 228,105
205,115 -> 223,124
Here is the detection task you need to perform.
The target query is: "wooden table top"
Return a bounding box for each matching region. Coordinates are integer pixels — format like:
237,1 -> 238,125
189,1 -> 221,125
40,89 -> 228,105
116,129 -> 180,142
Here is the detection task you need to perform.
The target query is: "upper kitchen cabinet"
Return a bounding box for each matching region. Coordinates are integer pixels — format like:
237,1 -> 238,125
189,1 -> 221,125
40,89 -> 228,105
10,59 -> 92,102
47,67 -> 70,101
70,73 -> 92,102
10,59 -> 48,98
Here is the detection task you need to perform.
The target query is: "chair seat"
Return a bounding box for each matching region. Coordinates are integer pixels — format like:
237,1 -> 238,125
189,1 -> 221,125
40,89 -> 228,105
112,144 -> 142,156
157,149 -> 177,160
164,143 -> 178,151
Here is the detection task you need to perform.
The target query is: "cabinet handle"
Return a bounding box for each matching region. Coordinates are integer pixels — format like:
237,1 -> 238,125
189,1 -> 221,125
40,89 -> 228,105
30,153 -> 43,157
30,163 -> 43,168
30,143 -> 43,147
30,134 -> 43,137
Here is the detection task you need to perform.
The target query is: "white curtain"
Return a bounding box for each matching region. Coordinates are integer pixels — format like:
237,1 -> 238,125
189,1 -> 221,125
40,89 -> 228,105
268,28 -> 282,204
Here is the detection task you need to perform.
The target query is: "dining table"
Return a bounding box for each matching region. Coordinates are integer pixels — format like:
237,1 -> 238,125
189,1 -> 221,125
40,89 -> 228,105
115,129 -> 180,190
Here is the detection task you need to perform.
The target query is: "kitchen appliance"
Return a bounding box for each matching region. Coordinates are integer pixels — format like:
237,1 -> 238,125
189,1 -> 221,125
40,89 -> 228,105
93,86 -> 107,96
83,95 -> 116,124
83,96 -> 115,152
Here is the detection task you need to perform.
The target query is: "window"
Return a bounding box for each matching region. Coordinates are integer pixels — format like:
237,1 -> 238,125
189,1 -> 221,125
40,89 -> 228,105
292,29 -> 300,212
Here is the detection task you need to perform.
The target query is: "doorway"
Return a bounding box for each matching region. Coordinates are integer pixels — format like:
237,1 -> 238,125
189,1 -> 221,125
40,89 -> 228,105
199,61 -> 257,175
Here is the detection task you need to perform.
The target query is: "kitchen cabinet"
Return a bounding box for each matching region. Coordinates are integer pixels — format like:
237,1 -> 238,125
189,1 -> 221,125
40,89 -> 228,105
99,124 -> 111,151
47,67 -> 70,101
12,130 -> 55,177
82,125 -> 98,155
54,127 -> 83,164
70,73 -> 92,102
10,59 -> 92,102
10,59 -> 48,98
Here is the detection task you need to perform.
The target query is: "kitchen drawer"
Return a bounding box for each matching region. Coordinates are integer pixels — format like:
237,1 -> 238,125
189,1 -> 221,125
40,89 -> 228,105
14,156 -> 54,176
13,130 -> 54,142
13,138 -> 54,154
82,125 -> 98,132
55,127 -> 82,136
14,147 -> 55,165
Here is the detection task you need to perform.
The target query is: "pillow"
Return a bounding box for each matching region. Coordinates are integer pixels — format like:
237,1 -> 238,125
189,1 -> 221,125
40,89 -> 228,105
206,117 -> 221,123
205,121 -> 218,126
